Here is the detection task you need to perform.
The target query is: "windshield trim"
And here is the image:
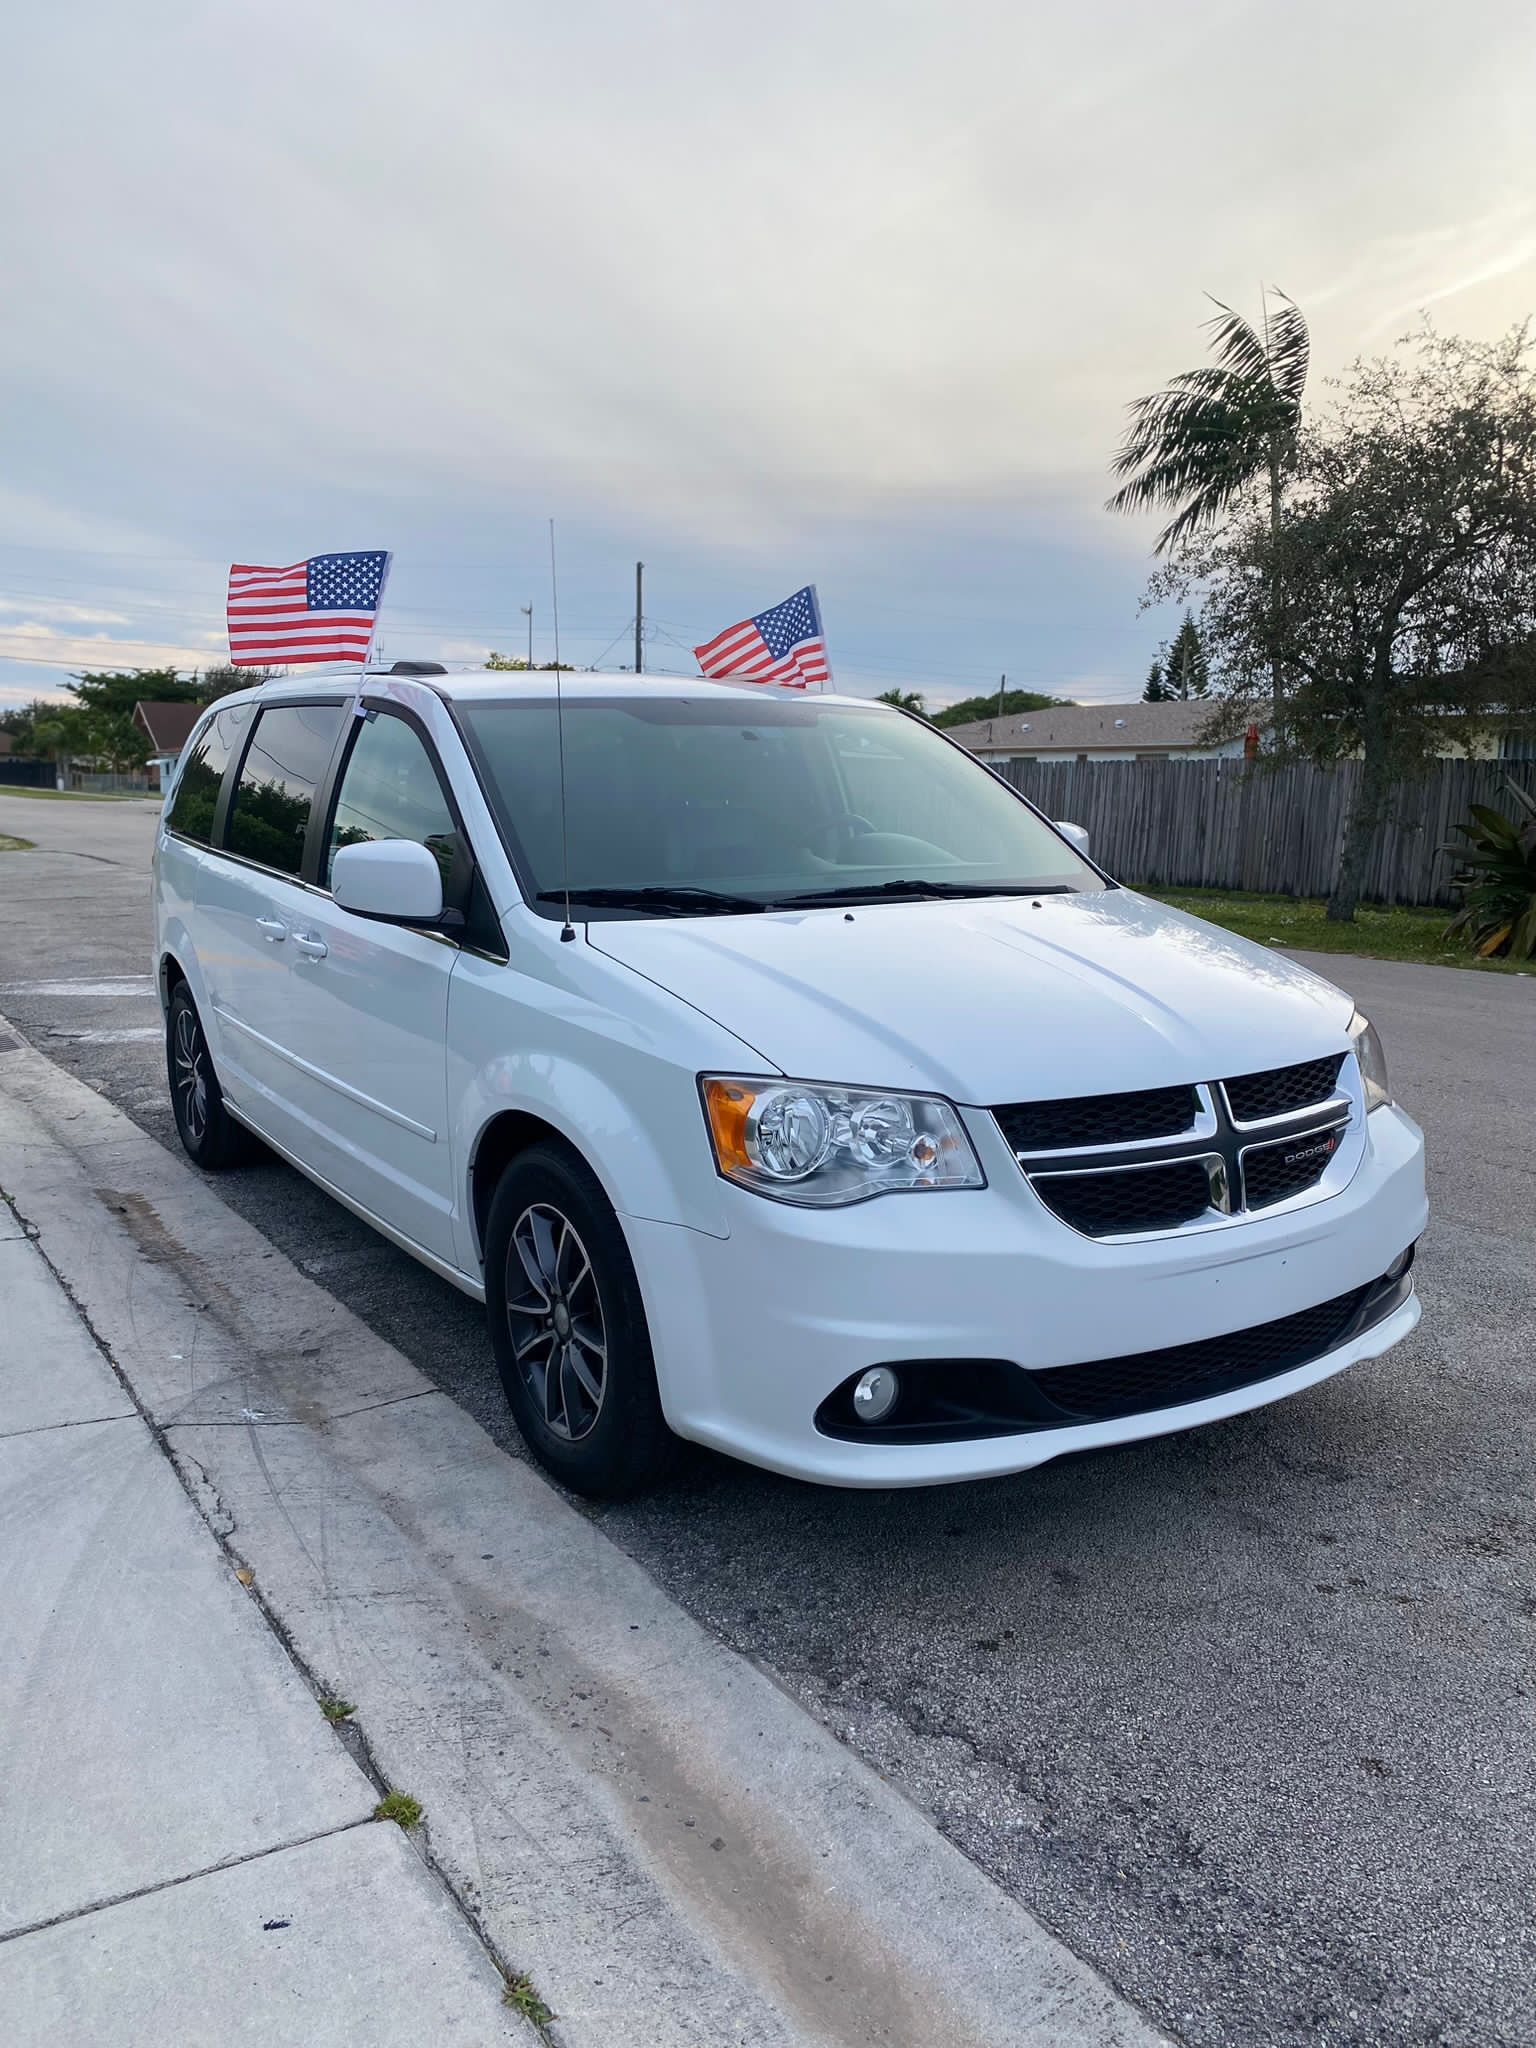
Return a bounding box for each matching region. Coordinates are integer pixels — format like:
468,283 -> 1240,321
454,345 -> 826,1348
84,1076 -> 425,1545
444,692 -> 1113,923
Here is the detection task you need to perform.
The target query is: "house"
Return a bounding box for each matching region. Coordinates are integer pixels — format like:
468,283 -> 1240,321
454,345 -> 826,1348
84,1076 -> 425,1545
944,700 -> 1247,766
132,701 -> 203,790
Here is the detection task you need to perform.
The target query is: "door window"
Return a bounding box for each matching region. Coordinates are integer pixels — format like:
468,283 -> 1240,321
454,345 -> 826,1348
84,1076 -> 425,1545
164,702 -> 254,845
224,703 -> 345,876
326,713 -> 461,888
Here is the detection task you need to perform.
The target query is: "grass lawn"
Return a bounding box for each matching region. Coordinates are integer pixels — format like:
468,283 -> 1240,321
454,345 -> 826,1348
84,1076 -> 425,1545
0,833 -> 33,852
1148,889 -> 1532,976
0,785 -> 157,802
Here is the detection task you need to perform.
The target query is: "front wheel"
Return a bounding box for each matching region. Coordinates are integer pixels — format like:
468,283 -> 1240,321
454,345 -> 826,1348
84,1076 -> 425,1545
166,982 -> 258,1170
484,1142 -> 679,1498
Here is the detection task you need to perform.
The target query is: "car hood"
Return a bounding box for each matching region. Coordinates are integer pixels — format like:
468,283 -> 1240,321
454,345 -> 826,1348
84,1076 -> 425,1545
588,890 -> 1355,1103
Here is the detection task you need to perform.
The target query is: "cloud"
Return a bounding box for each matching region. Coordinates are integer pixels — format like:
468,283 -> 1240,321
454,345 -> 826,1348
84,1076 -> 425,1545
0,620 -> 217,673
0,598 -> 131,627
1,0 -> 1533,699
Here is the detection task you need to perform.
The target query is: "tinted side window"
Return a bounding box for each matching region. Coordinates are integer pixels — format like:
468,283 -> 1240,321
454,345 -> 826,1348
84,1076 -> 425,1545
328,714 -> 460,887
164,703 -> 253,846
224,703 -> 344,877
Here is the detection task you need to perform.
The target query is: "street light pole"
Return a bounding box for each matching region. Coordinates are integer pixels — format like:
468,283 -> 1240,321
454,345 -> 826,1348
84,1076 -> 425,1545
634,562 -> 644,675
521,604 -> 533,670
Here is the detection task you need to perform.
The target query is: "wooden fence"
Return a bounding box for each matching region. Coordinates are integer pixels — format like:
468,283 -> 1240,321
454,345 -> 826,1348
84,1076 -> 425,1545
993,755 -> 1530,905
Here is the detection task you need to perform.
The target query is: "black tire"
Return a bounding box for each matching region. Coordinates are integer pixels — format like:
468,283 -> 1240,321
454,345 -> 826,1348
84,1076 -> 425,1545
484,1141 -> 679,1498
166,982 -> 258,1170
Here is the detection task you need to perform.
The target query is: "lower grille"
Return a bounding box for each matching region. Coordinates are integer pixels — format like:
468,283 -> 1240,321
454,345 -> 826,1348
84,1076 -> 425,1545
1032,1282 -> 1372,1420
812,1254 -> 1417,1443
1033,1158 -> 1212,1237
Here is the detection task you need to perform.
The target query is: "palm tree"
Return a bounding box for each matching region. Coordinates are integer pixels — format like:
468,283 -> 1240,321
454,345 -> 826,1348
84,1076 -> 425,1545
1108,290 -> 1309,731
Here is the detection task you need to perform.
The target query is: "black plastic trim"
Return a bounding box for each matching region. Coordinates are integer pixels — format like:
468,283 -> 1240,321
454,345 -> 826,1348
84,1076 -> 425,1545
813,1249 -> 1417,1444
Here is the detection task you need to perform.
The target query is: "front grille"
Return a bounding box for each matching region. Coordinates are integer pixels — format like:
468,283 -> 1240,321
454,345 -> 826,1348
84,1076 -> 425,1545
1242,1124 -> 1345,1209
998,1049 -> 1352,1240
1222,1054 -> 1344,1123
1033,1158 -> 1212,1237
1030,1282 -> 1370,1421
995,1083 -> 1199,1153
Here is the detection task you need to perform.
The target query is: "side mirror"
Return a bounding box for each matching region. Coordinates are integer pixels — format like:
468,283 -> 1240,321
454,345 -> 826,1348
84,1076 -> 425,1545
1055,820 -> 1090,858
332,839 -> 445,923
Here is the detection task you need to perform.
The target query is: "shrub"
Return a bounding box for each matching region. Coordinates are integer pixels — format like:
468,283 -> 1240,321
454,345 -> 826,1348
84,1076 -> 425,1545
1442,782 -> 1536,958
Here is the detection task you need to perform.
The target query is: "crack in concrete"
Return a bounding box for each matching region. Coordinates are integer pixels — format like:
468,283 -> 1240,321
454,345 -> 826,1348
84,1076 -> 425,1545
0,1820 -> 377,1945
0,1413 -> 137,1442
8,1186 -> 555,2038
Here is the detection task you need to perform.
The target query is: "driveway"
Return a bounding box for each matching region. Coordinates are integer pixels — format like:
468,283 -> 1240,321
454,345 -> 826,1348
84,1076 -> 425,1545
2,789 -> 1533,2048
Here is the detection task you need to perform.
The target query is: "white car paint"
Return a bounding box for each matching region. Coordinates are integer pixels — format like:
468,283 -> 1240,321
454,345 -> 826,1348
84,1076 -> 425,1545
153,669 -> 1427,1487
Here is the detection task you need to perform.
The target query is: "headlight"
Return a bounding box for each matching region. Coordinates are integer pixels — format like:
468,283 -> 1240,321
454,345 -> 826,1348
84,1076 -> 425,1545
1347,1009 -> 1392,1112
701,1076 -> 985,1206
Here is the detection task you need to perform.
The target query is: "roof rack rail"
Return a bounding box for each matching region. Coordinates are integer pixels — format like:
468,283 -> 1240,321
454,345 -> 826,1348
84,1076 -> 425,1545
385,660 -> 448,676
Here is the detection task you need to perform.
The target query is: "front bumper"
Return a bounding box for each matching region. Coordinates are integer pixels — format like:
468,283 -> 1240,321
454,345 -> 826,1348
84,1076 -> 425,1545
624,1101 -> 1428,1487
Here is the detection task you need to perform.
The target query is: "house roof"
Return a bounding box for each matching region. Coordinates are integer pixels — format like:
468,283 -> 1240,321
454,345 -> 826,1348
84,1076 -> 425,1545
945,699 -> 1216,753
132,700 -> 203,752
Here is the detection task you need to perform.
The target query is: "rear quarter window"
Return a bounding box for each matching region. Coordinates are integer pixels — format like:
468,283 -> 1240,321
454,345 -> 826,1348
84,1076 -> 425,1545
224,702 -> 345,876
164,702 -> 254,846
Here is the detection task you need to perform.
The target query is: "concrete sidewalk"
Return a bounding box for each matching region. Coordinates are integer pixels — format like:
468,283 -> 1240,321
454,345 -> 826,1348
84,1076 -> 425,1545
0,1211 -> 532,2047
0,1017 -> 1170,2048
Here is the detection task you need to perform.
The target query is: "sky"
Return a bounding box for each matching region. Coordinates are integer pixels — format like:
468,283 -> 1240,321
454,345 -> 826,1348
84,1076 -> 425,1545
3,0 -> 1535,714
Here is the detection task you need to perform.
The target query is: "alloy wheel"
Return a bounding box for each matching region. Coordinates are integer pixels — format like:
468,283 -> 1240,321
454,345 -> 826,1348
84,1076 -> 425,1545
505,1203 -> 608,1441
173,1004 -> 209,1144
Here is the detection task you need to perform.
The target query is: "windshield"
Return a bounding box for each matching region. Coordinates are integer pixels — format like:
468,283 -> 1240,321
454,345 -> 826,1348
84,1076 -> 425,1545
458,695 -> 1106,918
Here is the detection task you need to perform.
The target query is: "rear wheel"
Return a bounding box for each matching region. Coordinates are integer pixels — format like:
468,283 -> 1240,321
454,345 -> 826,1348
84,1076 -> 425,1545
485,1142 -> 679,1498
166,982 -> 257,1170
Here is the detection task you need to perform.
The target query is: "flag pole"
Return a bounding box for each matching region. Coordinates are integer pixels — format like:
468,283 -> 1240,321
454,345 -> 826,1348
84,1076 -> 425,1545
361,551 -> 393,673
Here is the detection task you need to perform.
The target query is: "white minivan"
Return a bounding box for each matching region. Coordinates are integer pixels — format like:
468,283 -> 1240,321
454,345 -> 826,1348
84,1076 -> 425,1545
153,667 -> 1426,1496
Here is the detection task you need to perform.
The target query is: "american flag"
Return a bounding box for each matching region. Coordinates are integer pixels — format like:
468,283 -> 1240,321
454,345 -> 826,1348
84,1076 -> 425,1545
227,550 -> 392,667
692,585 -> 830,690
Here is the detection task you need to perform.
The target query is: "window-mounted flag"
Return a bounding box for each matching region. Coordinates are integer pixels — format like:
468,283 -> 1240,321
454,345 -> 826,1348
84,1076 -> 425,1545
693,585 -> 830,690
227,551 -> 392,667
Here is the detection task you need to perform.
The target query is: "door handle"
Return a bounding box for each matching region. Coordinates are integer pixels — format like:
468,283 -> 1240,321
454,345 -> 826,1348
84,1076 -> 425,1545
256,917 -> 288,942
292,931 -> 329,960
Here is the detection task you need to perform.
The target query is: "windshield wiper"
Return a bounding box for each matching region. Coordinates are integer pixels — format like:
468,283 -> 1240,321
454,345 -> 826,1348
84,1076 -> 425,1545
535,885 -> 769,917
772,879 -> 1078,907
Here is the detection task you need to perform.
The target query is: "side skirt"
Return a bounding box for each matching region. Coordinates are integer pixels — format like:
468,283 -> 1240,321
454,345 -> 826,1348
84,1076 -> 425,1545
223,1099 -> 487,1303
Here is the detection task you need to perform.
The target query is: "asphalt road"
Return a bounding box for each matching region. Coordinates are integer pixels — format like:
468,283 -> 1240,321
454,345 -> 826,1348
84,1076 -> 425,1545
3,789 -> 1533,2048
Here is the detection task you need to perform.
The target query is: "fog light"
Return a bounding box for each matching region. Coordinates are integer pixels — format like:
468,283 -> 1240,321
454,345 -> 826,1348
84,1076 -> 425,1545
1385,1243 -> 1416,1282
852,1367 -> 900,1424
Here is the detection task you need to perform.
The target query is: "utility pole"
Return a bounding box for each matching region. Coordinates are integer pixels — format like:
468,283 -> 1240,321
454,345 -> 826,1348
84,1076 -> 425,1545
996,672 -> 1007,718
520,604 -> 533,670
634,562 -> 644,675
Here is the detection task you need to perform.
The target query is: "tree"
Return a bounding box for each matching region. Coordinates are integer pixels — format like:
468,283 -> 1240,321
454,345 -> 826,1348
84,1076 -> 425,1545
1162,614 -> 1210,698
1143,661 -> 1169,703
67,666 -> 198,719
1161,324 -> 1536,921
485,652 -> 574,671
930,688 -> 1068,729
1109,290 -> 1309,729
875,688 -> 928,715
196,662 -> 280,700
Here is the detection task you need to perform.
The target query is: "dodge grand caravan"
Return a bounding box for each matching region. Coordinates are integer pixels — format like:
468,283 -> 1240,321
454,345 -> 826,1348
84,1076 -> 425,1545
153,668 -> 1426,1496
